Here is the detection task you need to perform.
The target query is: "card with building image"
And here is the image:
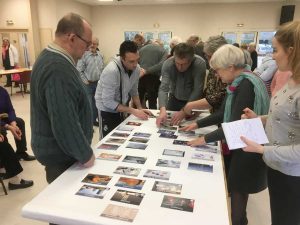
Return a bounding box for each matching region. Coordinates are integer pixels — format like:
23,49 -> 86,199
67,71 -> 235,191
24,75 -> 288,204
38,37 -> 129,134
105,138 -> 126,144
163,149 -> 185,157
161,195 -> 195,212
132,132 -> 151,138
97,153 -> 122,161
143,169 -> 171,180
152,181 -> 182,195
156,159 -> 181,168
129,137 -> 149,143
114,166 -> 141,177
111,189 -> 145,206
76,184 -> 110,199
123,155 -> 147,164
126,142 -> 147,150
100,204 -> 139,222
191,153 -> 215,161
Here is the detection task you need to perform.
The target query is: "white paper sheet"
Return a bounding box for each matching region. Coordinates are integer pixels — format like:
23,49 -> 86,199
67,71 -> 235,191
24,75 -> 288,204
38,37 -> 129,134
221,118 -> 269,150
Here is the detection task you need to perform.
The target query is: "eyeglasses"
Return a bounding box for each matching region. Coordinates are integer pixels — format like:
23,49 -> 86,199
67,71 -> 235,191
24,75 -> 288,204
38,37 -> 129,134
75,34 -> 92,48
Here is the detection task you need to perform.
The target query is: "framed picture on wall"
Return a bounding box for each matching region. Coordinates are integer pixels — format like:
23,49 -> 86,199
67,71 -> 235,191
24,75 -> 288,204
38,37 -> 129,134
239,32 -> 257,44
223,32 -> 237,44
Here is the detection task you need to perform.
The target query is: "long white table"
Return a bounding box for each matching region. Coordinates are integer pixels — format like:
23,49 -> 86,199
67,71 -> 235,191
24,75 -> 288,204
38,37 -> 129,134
22,112 -> 230,225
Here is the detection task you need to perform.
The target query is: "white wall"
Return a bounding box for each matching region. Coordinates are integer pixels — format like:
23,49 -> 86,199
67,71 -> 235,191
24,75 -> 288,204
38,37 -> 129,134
91,2 -> 300,61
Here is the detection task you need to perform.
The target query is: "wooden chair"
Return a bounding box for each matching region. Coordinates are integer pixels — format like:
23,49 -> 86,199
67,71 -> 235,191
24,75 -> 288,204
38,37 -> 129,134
18,71 -> 31,97
0,113 -> 8,195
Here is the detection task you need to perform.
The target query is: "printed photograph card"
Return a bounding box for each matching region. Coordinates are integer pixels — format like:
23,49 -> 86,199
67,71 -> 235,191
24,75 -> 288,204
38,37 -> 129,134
123,155 -> 147,164
187,162 -> 213,173
163,149 -> 185,157
101,204 -> 139,222
111,189 -> 145,206
97,153 -> 122,161
152,181 -> 182,195
76,184 -> 110,199
82,174 -> 112,185
115,177 -> 146,190
126,142 -> 148,150
143,169 -> 171,180
114,166 -> 141,177
161,195 -> 195,212
156,159 -> 181,168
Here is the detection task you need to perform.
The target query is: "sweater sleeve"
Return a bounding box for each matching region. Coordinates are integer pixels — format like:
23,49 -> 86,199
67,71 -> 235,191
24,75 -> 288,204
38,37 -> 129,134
44,73 -> 93,164
146,50 -> 168,76
158,60 -> 172,108
263,144 -> 300,166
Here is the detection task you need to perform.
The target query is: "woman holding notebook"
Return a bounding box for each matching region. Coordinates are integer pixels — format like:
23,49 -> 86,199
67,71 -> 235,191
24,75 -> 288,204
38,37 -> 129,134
241,21 -> 300,225
180,44 -> 270,225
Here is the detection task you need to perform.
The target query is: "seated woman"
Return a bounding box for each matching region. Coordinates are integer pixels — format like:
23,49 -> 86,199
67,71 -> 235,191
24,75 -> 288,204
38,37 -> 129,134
181,44 -> 270,225
0,86 -> 35,161
0,133 -> 34,190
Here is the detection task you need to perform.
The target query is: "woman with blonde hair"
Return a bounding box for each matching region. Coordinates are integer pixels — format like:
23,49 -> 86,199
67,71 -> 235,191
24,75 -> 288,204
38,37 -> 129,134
241,21 -> 300,225
181,44 -> 270,225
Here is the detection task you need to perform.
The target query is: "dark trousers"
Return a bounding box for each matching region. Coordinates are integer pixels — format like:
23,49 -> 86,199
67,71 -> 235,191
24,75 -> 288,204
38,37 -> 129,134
138,75 -> 161,109
268,167 -> 300,225
45,161 -> 75,184
86,81 -> 98,123
231,192 -> 249,225
100,111 -> 123,139
167,94 -> 187,111
4,65 -> 14,86
0,138 -> 23,179
14,117 -> 27,154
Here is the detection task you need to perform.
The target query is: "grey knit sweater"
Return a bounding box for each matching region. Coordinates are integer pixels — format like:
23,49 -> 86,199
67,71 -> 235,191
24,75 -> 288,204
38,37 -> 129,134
30,43 -> 93,166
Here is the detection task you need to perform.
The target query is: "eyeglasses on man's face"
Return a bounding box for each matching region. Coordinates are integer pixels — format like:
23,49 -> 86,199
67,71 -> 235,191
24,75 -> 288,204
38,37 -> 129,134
75,34 -> 92,48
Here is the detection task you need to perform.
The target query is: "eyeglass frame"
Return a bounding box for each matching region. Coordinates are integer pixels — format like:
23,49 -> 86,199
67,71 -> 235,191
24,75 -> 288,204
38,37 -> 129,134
75,33 -> 92,48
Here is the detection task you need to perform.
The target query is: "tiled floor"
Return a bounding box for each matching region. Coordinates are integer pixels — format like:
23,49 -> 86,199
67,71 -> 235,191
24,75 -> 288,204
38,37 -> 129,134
0,79 -> 271,225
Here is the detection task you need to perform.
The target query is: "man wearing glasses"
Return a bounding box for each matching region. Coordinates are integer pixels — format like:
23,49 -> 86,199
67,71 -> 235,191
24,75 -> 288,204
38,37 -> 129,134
30,13 -> 95,185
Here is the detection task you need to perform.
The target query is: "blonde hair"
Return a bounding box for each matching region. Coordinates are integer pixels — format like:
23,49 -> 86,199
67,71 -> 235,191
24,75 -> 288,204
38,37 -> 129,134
275,21 -> 300,81
210,44 -> 245,70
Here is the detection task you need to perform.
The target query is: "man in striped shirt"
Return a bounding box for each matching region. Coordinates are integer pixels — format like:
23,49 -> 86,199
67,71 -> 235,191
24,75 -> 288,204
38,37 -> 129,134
77,37 -> 104,126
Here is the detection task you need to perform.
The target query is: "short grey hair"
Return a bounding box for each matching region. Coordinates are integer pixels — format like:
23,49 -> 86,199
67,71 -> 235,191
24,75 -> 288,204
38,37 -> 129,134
210,44 -> 245,70
204,35 -> 227,55
169,36 -> 182,48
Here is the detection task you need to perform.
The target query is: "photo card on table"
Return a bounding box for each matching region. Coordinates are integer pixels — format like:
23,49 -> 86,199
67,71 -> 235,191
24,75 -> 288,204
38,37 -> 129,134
129,137 -> 150,144
76,184 -> 110,199
100,204 -> 139,223
98,143 -> 120,150
105,138 -> 126,144
161,195 -> 195,212
191,153 -> 215,161
133,132 -> 151,138
82,174 -> 112,185
126,121 -> 142,126
152,181 -> 182,195
143,169 -> 171,180
111,132 -> 131,138
156,159 -> 181,168
126,142 -> 148,150
122,155 -> 147,164
116,126 -> 134,132
115,177 -> 146,190
114,166 -> 141,177
177,130 -> 197,137
163,149 -> 185,157
187,162 -> 213,173
157,129 -> 176,135
173,140 -> 188,146
159,133 -> 178,139
194,145 -> 218,154
111,189 -> 145,206
97,153 -> 122,161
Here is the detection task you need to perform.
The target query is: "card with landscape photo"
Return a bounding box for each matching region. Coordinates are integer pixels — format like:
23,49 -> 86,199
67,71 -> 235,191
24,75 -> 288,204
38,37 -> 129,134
156,159 -> 181,168
177,130 -> 197,137
157,129 -> 176,135
111,132 -> 131,138
163,149 -> 185,157
123,155 -> 147,164
126,142 -> 147,150
115,177 -> 146,190
133,132 -> 151,138
116,126 -> 134,132
188,162 -> 213,173
159,133 -> 178,139
192,153 -> 215,161
105,138 -> 126,144
76,184 -> 110,199
111,189 -> 145,206
114,166 -> 141,177
82,174 -> 112,185
173,140 -> 189,146
129,137 -> 149,144
194,145 -> 218,154
143,169 -> 171,180
126,121 -> 142,126
97,153 -> 122,161
98,143 -> 120,150
160,123 -> 177,131
100,204 -> 139,223
161,195 -> 195,212
152,181 -> 182,195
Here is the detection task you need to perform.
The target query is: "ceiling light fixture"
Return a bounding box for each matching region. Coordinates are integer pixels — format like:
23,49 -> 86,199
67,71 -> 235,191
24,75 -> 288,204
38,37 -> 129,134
98,0 -> 113,2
